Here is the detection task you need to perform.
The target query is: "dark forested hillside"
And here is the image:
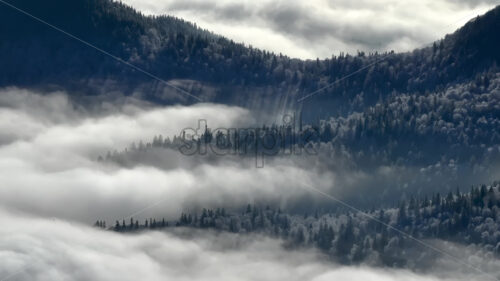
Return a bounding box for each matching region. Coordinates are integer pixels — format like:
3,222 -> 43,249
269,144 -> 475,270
102,73 -> 500,190
98,71 -> 499,208
1,0 -> 500,117
102,182 -> 500,268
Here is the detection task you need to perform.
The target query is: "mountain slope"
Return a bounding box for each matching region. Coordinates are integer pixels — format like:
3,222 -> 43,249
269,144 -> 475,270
1,0 -> 500,117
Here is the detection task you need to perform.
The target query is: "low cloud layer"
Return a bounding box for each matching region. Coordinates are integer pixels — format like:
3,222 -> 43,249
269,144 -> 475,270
0,89 -> 335,223
1,208 -> 497,281
0,89 -> 491,224
121,0 -> 497,59
1,89 -> 499,281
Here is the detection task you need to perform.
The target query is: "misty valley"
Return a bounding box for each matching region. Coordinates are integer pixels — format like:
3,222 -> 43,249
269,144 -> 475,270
1,0 -> 500,281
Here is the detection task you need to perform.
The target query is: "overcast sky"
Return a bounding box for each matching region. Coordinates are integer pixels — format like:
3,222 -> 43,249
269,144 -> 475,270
121,0 -> 497,59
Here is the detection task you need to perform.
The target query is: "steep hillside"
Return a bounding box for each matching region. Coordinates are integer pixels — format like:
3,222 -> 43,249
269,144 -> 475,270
1,0 -> 500,117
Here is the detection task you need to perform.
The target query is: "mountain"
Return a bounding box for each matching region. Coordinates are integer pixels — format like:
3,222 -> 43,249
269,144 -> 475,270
1,0 -> 500,118
2,0 -> 500,186
8,0 -> 495,204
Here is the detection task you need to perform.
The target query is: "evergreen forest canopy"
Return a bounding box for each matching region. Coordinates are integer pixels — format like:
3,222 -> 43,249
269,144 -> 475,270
102,182 -> 500,269
2,0 -> 500,279
1,0 -> 500,119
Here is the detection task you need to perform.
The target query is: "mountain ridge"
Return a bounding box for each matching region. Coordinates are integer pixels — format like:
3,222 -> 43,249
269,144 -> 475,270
1,0 -> 499,118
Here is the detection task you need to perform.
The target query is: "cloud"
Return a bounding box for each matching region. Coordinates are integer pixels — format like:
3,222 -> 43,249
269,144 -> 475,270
0,208 -> 328,281
1,208 -> 495,281
0,89 -> 337,223
1,89 -> 499,280
0,88 -> 492,225
120,0 -> 497,59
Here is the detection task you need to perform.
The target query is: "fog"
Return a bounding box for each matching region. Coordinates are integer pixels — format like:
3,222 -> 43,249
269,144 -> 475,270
1,89 -> 499,281
0,89 -> 492,224
1,207 -> 497,281
0,89 -> 333,223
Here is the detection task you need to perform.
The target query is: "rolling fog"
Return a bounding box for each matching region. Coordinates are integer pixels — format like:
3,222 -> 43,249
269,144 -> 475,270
0,88 -> 499,281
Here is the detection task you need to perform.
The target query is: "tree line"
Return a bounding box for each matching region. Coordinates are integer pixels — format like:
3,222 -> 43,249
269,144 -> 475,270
98,182 -> 500,267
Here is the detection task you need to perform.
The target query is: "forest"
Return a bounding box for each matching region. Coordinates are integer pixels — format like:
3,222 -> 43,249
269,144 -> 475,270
99,182 -> 500,268
1,0 -> 500,118
102,72 -> 500,171
3,0 -> 500,280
